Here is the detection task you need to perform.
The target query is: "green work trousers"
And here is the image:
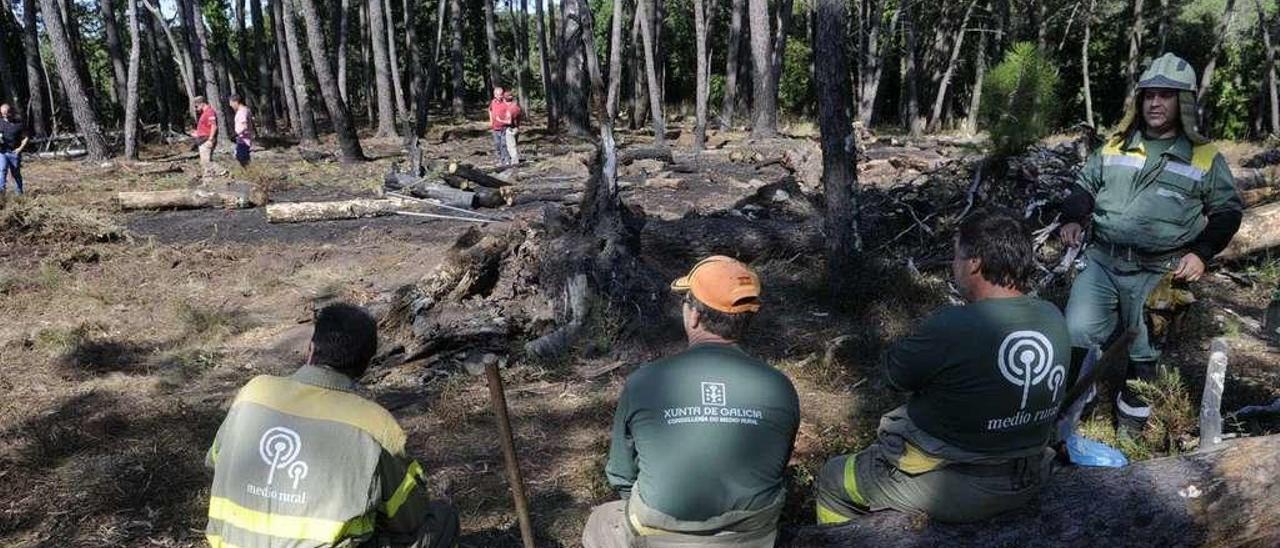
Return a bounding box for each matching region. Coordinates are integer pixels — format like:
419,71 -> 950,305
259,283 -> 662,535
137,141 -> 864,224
814,444 -> 1050,524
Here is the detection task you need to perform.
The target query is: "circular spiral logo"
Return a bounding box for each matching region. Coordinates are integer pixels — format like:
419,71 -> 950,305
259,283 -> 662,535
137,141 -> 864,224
259,427 -> 303,486
997,331 -> 1055,410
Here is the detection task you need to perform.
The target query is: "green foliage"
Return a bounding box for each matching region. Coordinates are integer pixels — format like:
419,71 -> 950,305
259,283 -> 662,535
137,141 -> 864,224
1206,43 -> 1260,140
980,42 -> 1060,156
1127,367 -> 1197,454
778,40 -> 813,114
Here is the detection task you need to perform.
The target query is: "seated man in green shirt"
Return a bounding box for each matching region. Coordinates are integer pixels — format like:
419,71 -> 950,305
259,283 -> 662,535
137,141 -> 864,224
583,256 -> 800,548
815,210 -> 1070,524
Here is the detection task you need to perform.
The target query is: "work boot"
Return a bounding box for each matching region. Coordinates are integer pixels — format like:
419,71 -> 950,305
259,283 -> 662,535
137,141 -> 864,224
1115,359 -> 1157,438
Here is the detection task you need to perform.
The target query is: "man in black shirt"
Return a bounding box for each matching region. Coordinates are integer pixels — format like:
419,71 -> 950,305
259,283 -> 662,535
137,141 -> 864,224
0,104 -> 29,195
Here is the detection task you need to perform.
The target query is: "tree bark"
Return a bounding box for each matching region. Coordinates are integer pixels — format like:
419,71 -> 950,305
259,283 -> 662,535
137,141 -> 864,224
19,0 -> 50,137
249,0 -> 276,133
1082,0 -> 1096,128
1156,0 -> 1171,54
535,0 -> 557,130
404,0 -> 425,138
1219,201 -> 1280,260
720,0 -> 745,131
271,0 -> 301,133
123,0 -> 142,160
1196,0 -> 1238,121
1258,0 -> 1280,136
0,10 -> 21,107
789,435 -> 1280,547
927,0 -> 979,133
559,0 -> 590,136
99,0 -> 129,104
338,0 -> 350,103
142,0 -> 197,123
384,0 -> 408,118
281,0 -> 318,143
265,198 -> 407,223
296,0 -> 367,162
118,184 -> 266,210
605,0 -> 626,121
964,1 -> 991,135
142,8 -> 173,130
514,0 -> 531,109
450,0 -> 466,118
420,0 -> 449,135
768,0 -> 794,108
1123,0 -> 1147,110
858,0 -> 903,126
815,0 -> 860,287
904,1 -> 922,136
748,0 -> 777,137
37,0 -> 109,159
484,0 -> 501,89
693,0 -> 710,152
629,9 -> 648,129
637,0 -> 666,144
368,0 -> 399,136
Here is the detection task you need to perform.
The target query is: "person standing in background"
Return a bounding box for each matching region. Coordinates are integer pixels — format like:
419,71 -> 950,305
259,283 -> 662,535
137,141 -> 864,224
229,94 -> 254,170
192,96 -> 218,181
0,104 -> 29,196
502,91 -> 522,166
488,87 -> 510,167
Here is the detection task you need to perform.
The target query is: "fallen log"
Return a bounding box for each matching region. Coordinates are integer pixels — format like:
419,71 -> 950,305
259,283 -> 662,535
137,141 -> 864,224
448,162 -> 512,189
31,148 -> 88,160
641,216 -> 824,263
117,183 -> 264,210
1219,201 -> 1280,260
1240,187 -> 1276,208
617,146 -> 673,165
264,198 -> 406,223
386,172 -> 506,209
785,434 -> 1280,547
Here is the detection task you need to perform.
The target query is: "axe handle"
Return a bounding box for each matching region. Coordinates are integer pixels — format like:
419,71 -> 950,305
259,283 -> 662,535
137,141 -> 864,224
485,361 -> 536,548
1059,330 -> 1138,411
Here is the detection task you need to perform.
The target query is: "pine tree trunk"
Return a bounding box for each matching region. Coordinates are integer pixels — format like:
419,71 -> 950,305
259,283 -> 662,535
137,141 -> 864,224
281,0 -> 318,143
383,0 -> 407,118
361,2 -> 375,124
1083,0 -> 1096,128
19,0 -> 50,137
338,0 -> 350,103
513,0 -> 531,108
296,0 -> 367,162
421,0 -> 449,134
693,0 -> 709,151
1196,0 -> 1238,123
37,0 -> 108,159
748,0 -> 776,137
271,0 -> 302,133
249,0 -> 276,133
536,0 -> 557,129
629,9 -> 647,129
560,0 -> 590,136
99,0 -> 129,104
1156,0 -> 1171,54
59,0 -> 96,105
606,0 -> 626,120
904,1 -> 922,137
720,0 -> 745,130
141,0 -> 197,122
124,0 -> 142,160
484,0 -> 501,89
450,0 -> 466,118
368,0 -> 399,136
768,0 -> 794,106
0,11 -> 20,107
963,2 -> 991,135
234,0 -> 248,101
142,10 -> 173,130
404,0 -> 426,137
814,0 -> 860,286
636,0 -> 666,143
1123,0 -> 1147,110
927,0 -> 978,133
1258,0 -> 1280,135
858,0 -> 902,126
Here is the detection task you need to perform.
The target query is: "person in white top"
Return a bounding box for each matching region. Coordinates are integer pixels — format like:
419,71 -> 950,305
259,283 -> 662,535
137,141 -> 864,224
229,94 -> 254,169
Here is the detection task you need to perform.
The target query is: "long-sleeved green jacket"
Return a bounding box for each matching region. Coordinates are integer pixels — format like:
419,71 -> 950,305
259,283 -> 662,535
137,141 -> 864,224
205,364 -> 432,547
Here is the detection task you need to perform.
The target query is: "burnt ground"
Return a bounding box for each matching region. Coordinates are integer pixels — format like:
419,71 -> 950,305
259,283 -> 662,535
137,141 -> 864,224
0,115 -> 1277,547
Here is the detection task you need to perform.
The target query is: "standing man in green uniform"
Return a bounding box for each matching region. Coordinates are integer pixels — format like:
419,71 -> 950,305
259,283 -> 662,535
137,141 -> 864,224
1059,53 -> 1242,433
816,210 -> 1069,523
583,256 -> 800,547
205,303 -> 458,548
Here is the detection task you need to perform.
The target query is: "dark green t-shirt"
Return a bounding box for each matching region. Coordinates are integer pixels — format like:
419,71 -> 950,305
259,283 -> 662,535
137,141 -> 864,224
885,295 -> 1071,454
605,343 -> 800,522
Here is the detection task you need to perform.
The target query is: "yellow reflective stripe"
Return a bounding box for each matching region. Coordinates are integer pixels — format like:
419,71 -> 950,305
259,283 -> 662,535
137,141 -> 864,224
628,510 -> 665,537
235,375 -> 407,456
208,496 -> 374,542
383,460 -> 425,518
896,442 -> 945,474
206,534 -> 242,548
842,455 -> 867,506
1190,142 -> 1218,171
816,503 -> 850,525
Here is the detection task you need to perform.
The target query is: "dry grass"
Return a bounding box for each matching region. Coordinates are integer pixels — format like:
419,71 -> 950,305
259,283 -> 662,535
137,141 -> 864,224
0,197 -> 127,244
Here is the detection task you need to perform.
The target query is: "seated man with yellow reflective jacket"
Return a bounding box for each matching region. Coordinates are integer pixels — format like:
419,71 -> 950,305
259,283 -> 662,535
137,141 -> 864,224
815,211 -> 1070,524
205,303 -> 458,548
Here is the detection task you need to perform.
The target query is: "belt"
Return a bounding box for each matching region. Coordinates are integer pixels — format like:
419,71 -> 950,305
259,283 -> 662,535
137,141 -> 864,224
1093,240 -> 1184,264
947,455 -> 1038,478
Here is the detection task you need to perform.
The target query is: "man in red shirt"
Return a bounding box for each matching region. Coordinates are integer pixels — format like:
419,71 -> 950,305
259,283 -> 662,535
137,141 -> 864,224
488,87 -> 510,167
192,96 -> 218,181
502,91 -> 522,166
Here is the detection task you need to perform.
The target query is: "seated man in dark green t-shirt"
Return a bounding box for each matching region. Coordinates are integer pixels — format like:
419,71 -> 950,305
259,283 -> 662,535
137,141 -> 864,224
583,256 -> 800,548
816,210 -> 1070,524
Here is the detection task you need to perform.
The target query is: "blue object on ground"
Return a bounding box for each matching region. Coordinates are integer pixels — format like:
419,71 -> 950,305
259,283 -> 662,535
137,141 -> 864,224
1065,433 -> 1128,468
